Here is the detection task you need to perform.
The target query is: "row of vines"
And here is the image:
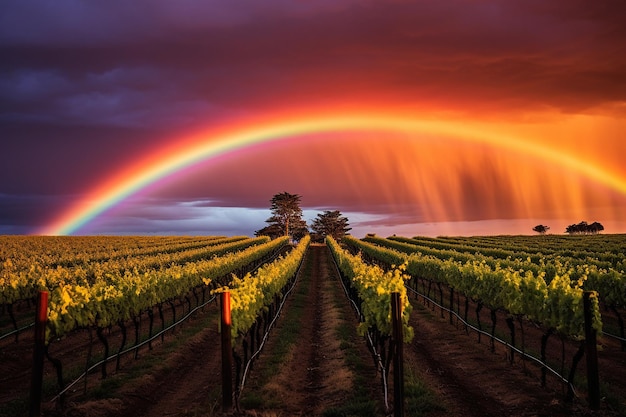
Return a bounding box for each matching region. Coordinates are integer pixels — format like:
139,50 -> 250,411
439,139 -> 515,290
343,234 -> 626,408
1,236 -> 290,341
0,235 -> 299,415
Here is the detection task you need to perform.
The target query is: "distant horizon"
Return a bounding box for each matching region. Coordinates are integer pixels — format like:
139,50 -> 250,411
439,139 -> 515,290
42,216 -> 624,239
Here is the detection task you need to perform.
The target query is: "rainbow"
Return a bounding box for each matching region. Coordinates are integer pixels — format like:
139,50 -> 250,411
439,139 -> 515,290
40,114 -> 626,235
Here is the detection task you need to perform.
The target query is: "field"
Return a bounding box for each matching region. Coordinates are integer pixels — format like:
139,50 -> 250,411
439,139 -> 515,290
1,234 -> 625,417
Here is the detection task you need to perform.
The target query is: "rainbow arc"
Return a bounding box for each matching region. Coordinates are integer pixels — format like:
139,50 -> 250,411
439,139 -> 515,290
40,115 -> 626,235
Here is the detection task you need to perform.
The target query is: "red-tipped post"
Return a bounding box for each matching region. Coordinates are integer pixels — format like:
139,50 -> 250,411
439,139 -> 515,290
221,291 -> 233,412
29,290 -> 49,417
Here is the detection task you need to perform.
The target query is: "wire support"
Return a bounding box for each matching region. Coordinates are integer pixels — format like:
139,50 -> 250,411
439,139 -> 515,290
405,285 -> 578,397
603,331 -> 626,343
49,248 -> 288,403
0,322 -> 34,341
50,294 -> 218,402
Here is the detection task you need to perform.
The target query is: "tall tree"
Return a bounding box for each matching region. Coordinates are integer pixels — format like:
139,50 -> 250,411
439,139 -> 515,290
311,210 -> 351,242
255,192 -> 308,240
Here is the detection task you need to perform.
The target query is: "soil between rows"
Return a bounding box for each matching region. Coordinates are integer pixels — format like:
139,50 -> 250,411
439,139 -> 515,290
236,242 -> 380,416
3,243 -> 624,417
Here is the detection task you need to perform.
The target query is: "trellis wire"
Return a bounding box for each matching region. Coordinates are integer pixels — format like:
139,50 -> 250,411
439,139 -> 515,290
6,310 -> 624,344
50,293 -> 218,402
47,247 -> 287,403
603,331 -> 626,343
0,322 -> 34,341
405,285 -> 577,397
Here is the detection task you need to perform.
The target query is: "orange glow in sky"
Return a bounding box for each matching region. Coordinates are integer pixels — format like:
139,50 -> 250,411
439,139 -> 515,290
2,1 -> 625,236
100,108 -> 626,237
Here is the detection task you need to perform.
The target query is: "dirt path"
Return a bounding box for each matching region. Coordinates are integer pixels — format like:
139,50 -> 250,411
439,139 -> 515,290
406,303 -> 568,417
238,243 -> 381,416
39,306 -> 224,417
404,296 -> 623,417
125,322 -> 223,417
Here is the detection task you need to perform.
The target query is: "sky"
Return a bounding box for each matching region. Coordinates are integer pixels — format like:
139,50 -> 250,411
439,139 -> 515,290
1,0 -> 626,237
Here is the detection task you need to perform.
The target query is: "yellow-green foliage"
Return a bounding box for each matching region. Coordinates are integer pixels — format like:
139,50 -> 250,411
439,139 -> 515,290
38,236 -> 288,343
327,236 -> 414,342
215,235 -> 310,341
344,235 -> 603,340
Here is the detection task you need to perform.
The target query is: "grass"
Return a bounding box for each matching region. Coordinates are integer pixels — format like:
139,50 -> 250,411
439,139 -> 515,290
321,331 -> 378,417
404,368 -> 445,416
256,284 -> 309,380
320,270 -> 379,417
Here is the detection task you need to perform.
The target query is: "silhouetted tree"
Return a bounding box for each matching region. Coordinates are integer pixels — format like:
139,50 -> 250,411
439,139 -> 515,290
532,224 -> 550,234
310,210 -> 351,242
566,222 -> 585,234
589,222 -> 605,234
255,192 -> 308,240
564,220 -> 605,234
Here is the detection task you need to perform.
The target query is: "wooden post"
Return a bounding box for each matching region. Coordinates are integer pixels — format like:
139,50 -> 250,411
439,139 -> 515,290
449,286 -> 454,325
391,292 -> 404,417
583,292 -> 600,410
29,290 -> 48,417
221,291 -> 233,412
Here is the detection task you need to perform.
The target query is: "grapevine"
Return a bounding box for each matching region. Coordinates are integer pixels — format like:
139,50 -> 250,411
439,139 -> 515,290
215,235 -> 310,341
344,235 -> 602,340
327,236 -> 413,342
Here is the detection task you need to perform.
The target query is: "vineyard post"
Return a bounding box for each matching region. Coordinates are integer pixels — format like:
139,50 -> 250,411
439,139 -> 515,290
583,291 -> 600,410
221,291 -> 233,412
391,292 -> 404,417
29,290 -> 48,417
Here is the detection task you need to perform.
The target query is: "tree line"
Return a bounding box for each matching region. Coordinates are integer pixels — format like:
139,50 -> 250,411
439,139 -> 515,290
533,221 -> 605,235
254,192 -> 351,242
254,193 -> 609,240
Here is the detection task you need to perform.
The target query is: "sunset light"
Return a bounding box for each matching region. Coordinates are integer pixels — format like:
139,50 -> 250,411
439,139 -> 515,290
38,113 -> 626,236
1,1 -> 625,236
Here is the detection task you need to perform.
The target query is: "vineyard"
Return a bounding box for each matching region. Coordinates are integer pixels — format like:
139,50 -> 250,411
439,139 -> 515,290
1,234 -> 625,416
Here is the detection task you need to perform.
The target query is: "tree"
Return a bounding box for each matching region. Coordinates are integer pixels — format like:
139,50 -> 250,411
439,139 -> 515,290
564,220 -> 605,234
589,222 -> 604,234
254,223 -> 284,240
255,192 -> 308,240
532,224 -> 550,234
310,210 -> 351,242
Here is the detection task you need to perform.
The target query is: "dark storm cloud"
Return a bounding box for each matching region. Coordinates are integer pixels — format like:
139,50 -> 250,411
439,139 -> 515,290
0,123 -> 174,194
0,193 -> 67,234
2,0 -> 625,129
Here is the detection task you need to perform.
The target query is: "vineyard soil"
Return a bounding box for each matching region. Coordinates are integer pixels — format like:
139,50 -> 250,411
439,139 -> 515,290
2,244 -> 624,417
